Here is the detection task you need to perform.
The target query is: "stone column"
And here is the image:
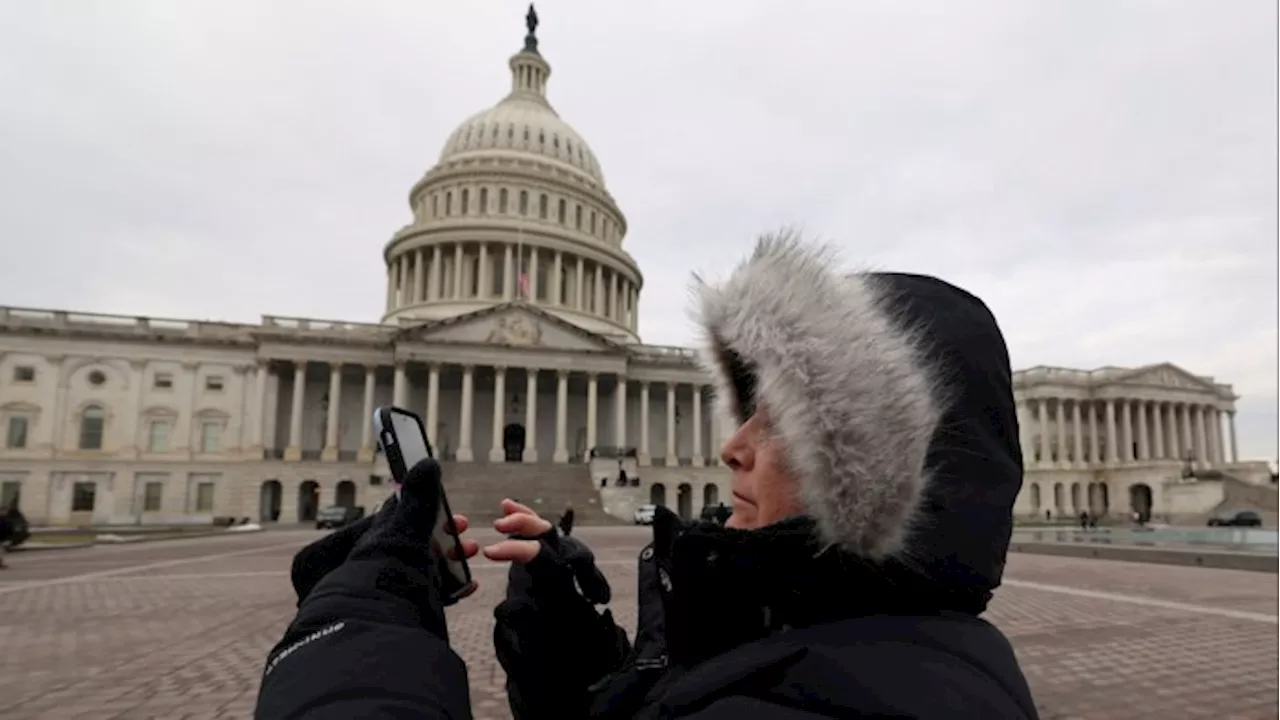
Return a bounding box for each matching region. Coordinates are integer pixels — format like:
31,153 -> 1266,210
321,363 -> 342,461
1016,400 -> 1031,467
395,258 -> 406,307
609,272 -> 619,321
1104,399 -> 1118,464
457,366 -> 474,462
392,362 -> 407,407
1207,408 -> 1222,464
1178,404 -> 1192,461
552,251 -> 563,306
385,264 -> 395,312
631,286 -> 640,332
1136,400 -> 1149,462
490,366 -> 507,462
478,245 -> 490,299
575,257 -> 585,310
503,245 -> 514,299
710,401 -> 722,466
1071,400 -> 1083,469
553,370 -> 569,463
1228,410 -> 1238,463
250,360 -> 268,451
594,264 -> 605,315
692,385 -> 704,467
666,384 -> 678,466
430,245 -> 442,301
1193,405 -> 1208,468
284,361 -> 306,461
638,382 -> 651,466
412,250 -> 424,304
1088,401 -> 1099,465
585,373 -> 598,455
425,363 -> 440,451
1152,402 -> 1165,460
1119,399 -> 1133,463
614,375 -> 627,450
1054,399 -> 1066,468
524,369 -> 538,463
1036,400 -> 1049,467
359,365 -> 376,461
453,244 -> 465,299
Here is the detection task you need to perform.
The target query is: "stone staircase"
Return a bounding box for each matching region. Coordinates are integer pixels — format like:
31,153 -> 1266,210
437,461 -> 622,525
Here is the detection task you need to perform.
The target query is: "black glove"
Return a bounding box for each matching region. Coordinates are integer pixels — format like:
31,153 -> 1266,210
494,528 -> 631,720
290,513 -> 376,605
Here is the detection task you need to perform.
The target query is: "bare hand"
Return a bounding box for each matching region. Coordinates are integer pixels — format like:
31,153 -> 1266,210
482,499 -> 553,564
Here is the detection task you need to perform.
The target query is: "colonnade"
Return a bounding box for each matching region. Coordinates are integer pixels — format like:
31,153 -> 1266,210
247,360 -> 715,466
386,241 -> 639,332
1016,397 -> 1237,469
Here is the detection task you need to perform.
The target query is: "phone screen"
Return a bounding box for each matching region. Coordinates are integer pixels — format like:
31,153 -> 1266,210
383,409 -> 470,594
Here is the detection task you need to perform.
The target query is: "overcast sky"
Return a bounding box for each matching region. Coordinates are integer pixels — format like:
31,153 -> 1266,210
0,1 -> 1275,459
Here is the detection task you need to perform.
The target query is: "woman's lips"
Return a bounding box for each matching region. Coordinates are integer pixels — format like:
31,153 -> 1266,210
732,491 -> 756,507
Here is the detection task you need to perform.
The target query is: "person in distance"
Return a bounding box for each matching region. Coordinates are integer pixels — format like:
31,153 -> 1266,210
487,232 -> 1040,718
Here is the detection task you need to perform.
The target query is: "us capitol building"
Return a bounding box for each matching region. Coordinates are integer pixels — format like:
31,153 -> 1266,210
0,10 -> 1271,528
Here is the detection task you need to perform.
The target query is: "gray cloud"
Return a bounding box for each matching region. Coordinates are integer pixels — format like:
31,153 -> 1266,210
0,0 -> 1275,458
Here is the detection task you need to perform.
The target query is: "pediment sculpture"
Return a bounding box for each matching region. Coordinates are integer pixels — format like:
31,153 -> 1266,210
486,314 -> 543,347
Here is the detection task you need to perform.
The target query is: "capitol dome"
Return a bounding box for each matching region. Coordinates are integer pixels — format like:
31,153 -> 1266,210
381,7 -> 642,343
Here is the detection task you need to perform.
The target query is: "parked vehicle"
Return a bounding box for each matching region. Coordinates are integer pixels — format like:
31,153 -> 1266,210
1207,510 -> 1263,527
316,505 -> 366,530
633,504 -> 657,525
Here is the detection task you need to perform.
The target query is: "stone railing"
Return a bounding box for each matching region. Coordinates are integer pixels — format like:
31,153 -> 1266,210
629,344 -> 698,364
0,306 -> 250,341
259,315 -> 392,338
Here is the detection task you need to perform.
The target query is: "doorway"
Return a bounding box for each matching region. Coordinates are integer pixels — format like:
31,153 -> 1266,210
260,480 -> 282,522
298,480 -> 320,522
336,480 -> 356,508
649,483 -> 667,507
503,423 -> 526,462
677,483 -> 693,519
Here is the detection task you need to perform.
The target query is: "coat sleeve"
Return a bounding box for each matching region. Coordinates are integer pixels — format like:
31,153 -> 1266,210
254,558 -> 472,720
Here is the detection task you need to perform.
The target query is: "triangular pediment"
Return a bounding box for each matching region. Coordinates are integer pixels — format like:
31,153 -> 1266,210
1113,363 -> 1217,393
398,303 -> 618,353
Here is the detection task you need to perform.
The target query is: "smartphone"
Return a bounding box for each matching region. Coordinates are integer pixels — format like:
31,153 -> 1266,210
372,406 -> 476,604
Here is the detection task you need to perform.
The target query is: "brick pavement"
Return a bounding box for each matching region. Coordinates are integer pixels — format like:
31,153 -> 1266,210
0,528 -> 1274,719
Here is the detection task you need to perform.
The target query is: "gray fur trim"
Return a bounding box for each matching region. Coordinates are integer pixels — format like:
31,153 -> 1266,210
691,231 -> 947,560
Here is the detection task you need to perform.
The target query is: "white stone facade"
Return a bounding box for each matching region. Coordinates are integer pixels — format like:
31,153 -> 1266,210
1012,363 -> 1270,523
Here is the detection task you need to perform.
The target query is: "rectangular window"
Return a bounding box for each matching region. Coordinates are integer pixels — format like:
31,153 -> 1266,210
518,191 -> 528,215
195,482 -> 215,512
461,188 -> 470,214
479,187 -> 489,213
498,188 -> 508,213
590,211 -> 597,234
5,416 -> 28,449
12,366 -> 35,382
557,198 -> 566,224
575,205 -> 582,229
445,191 -> 453,215
199,422 -> 222,453
204,376 -> 224,392
154,373 -> 174,389
538,194 -> 548,219
148,420 -> 171,452
72,482 -> 96,512
143,482 -> 163,512
1,481 -> 21,509
431,194 -> 438,217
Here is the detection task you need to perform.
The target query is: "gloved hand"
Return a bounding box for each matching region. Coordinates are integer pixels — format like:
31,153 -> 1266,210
484,500 -> 631,720
290,513 -> 376,605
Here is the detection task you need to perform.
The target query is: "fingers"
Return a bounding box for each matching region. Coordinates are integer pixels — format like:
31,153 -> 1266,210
452,514 -> 469,534
446,537 -> 481,560
500,498 -> 539,517
482,538 -> 541,564
493,512 -> 552,538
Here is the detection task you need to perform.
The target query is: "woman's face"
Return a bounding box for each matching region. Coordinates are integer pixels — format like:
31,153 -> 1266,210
720,409 -> 802,529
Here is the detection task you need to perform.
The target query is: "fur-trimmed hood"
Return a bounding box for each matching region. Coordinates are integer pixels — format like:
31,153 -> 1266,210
692,232 -> 1023,593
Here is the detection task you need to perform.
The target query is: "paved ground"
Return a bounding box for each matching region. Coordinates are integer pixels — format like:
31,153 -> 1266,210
0,527 -> 1274,719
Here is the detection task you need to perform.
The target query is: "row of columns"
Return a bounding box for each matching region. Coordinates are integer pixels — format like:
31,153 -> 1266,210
249,360 -> 714,465
1017,397 -> 1237,470
386,242 -> 639,331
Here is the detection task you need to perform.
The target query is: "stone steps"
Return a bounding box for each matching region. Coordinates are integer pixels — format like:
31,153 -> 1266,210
438,461 -> 622,525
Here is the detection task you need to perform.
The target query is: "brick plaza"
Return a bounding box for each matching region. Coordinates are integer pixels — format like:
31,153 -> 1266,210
0,528 -> 1274,719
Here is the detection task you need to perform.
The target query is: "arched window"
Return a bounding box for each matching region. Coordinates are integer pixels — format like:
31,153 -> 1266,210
557,198 -> 567,224
431,194 -> 438,218
445,192 -> 453,216
460,188 -> 470,215
499,188 -> 509,214
518,190 -> 528,216
479,187 -> 489,214
590,211 -> 597,235
538,194 -> 548,220
575,205 -> 582,230
80,405 -> 105,450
